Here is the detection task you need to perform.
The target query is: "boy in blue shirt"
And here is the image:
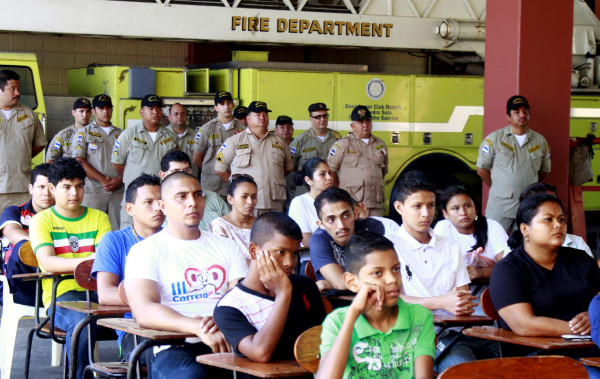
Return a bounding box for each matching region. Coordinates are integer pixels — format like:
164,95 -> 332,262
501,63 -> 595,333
318,230 -> 435,379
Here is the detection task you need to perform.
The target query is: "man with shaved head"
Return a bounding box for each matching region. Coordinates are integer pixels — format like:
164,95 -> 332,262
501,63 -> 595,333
124,171 -> 248,378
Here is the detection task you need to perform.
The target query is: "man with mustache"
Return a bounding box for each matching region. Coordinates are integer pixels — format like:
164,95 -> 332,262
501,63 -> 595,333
476,95 -> 551,232
112,94 -> 179,228
0,70 -> 46,213
309,187 -> 384,291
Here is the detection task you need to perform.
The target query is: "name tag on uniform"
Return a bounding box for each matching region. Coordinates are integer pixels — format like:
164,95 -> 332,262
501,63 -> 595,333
187,139 -> 194,145
500,142 -> 515,151
272,144 -> 283,150
348,150 -> 357,154
302,147 -> 316,153
238,144 -> 250,149
134,137 -> 148,145
160,137 -> 173,145
529,145 -> 540,153
208,134 -> 220,140
17,114 -> 28,122
89,131 -> 103,138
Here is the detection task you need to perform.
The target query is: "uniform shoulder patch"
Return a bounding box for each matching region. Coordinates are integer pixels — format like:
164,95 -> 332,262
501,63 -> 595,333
216,151 -> 224,163
77,133 -> 84,143
333,131 -> 342,139
290,146 -> 296,155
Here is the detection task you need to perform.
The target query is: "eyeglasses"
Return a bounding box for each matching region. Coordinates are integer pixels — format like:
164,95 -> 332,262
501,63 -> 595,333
229,173 -> 254,183
310,114 -> 329,120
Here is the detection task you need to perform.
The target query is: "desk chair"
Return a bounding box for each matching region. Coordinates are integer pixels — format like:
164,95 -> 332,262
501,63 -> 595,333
480,288 -> 499,321
19,246 -> 70,379
293,325 -> 322,373
438,355 -> 588,378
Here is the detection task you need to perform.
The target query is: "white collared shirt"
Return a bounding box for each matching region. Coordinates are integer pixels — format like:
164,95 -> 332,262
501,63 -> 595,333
563,233 -> 593,258
386,226 -> 470,299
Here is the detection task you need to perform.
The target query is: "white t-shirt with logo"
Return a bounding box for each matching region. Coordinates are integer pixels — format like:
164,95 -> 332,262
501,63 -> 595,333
125,229 -> 248,317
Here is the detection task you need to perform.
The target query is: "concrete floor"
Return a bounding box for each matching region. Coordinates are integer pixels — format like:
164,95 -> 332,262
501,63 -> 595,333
0,306 -> 121,379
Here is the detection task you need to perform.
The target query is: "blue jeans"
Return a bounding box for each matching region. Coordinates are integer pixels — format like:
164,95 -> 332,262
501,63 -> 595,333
52,290 -> 97,379
151,343 -> 230,379
435,330 -> 500,373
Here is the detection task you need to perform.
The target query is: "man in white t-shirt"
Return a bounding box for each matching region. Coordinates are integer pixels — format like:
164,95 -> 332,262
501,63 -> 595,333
125,171 -> 248,378
385,171 -> 499,373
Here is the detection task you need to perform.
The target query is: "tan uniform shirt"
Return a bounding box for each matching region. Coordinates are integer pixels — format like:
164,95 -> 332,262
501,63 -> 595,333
477,125 -> 551,219
290,127 -> 342,170
72,121 -> 124,194
194,117 -> 246,196
111,123 -> 179,188
47,124 -> 78,161
215,129 -> 293,210
0,104 -> 46,193
167,124 -> 199,177
328,133 -> 388,210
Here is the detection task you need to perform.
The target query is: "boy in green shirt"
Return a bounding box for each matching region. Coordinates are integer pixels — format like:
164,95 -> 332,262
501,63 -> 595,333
318,230 -> 434,379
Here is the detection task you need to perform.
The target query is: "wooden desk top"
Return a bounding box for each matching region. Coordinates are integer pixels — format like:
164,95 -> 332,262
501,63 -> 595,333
57,301 -> 130,316
433,314 -> 493,325
195,353 -> 310,378
97,318 -> 194,340
580,357 -> 600,367
463,326 -> 596,349
12,272 -> 65,279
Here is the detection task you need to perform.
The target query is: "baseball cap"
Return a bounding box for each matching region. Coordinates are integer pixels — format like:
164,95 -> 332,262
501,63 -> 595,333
308,103 -> 329,113
507,95 -> 530,113
141,94 -> 162,108
233,106 -> 248,119
214,91 -> 233,105
350,105 -> 372,121
276,115 -> 293,126
248,101 -> 272,113
92,95 -> 113,108
73,97 -> 92,110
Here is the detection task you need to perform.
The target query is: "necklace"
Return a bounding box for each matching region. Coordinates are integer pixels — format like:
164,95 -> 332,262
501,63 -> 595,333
131,226 -> 141,243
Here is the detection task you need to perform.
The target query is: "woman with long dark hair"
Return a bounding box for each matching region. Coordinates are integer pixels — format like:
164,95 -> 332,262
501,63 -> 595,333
435,185 -> 508,280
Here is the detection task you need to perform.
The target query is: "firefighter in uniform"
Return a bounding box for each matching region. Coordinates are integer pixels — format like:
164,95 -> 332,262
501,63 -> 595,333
72,94 -> 123,231
273,115 -> 295,212
112,94 -> 179,227
233,105 -> 248,126
477,95 -> 551,232
166,103 -> 198,177
328,105 -> 388,217
193,91 -> 245,198
47,98 -> 91,163
290,102 -> 341,195
0,70 -> 46,213
215,101 -> 293,215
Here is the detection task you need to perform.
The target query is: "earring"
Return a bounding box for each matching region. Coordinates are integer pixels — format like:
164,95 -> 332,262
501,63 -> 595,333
524,236 -> 529,242
474,215 -> 478,221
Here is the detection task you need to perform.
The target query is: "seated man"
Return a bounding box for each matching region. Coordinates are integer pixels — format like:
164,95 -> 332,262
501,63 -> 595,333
0,163 -> 54,305
91,173 -> 164,360
159,150 -> 229,232
29,157 -> 112,379
385,170 -> 498,373
214,212 -> 326,364
318,230 -> 435,379
124,171 -> 248,379
309,187 -> 384,291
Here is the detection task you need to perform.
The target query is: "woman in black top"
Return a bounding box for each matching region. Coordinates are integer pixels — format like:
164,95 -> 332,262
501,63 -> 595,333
490,194 -> 600,336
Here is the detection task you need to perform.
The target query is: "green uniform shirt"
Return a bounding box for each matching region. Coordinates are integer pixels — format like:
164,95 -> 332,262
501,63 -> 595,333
111,123 -> 179,188
290,127 -> 342,170
320,298 -> 435,379
198,189 -> 229,232
167,124 -> 199,177
476,125 -> 551,219
193,117 -> 246,196
0,103 -> 46,193
72,121 -> 123,194
47,124 -> 78,161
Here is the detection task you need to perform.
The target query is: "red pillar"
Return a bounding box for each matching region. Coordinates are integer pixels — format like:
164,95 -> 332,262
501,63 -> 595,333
483,0 -> 573,208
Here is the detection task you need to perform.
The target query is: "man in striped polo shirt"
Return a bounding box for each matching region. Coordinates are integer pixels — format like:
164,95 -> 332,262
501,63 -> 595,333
29,157 -> 111,379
